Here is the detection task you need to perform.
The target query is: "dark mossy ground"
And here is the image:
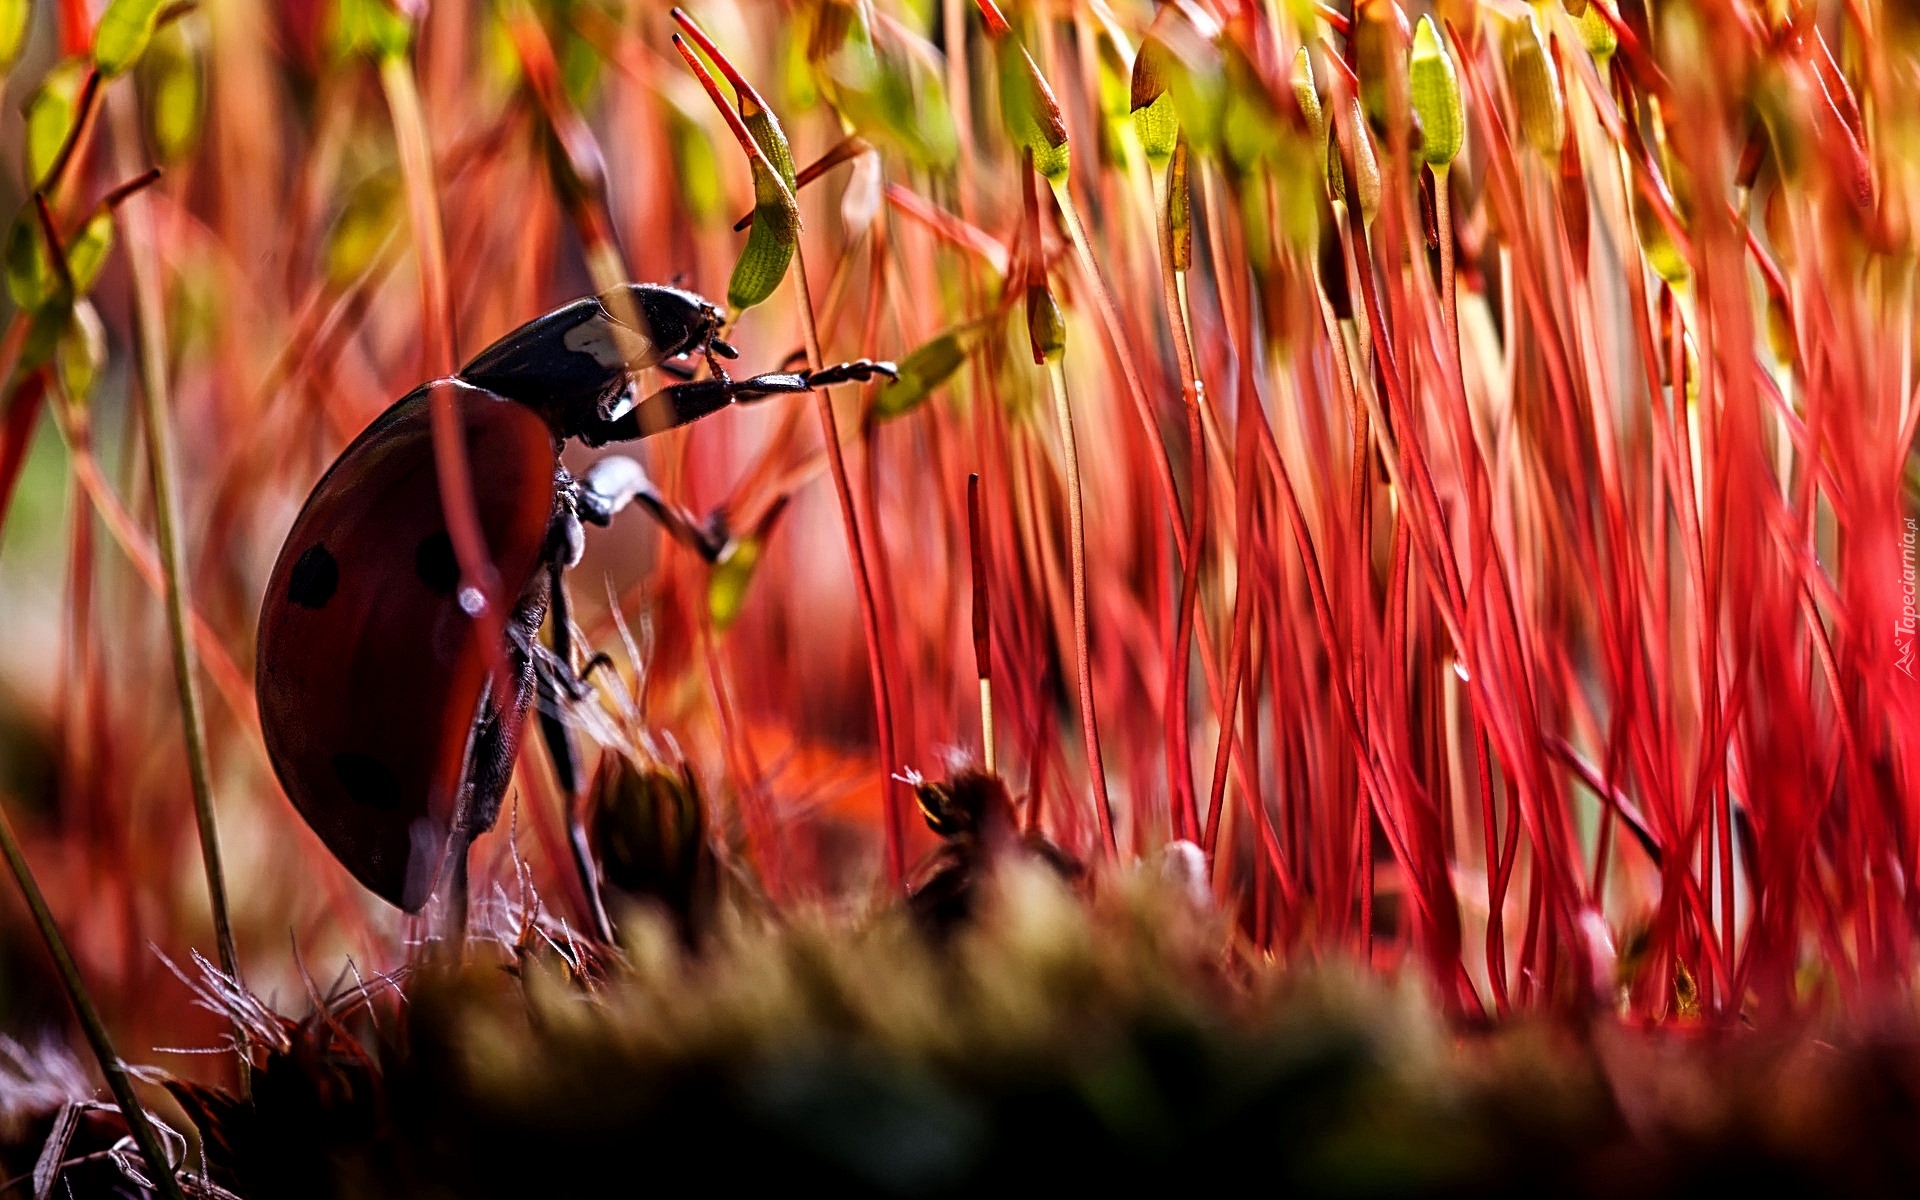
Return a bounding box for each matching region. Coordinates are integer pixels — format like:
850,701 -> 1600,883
8,862 -> 1918,1199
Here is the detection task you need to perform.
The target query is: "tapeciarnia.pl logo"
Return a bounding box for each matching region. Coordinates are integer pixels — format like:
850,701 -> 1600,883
1900,517 -> 1917,679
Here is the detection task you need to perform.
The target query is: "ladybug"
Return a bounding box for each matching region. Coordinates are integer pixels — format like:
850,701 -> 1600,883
256,283 -> 893,925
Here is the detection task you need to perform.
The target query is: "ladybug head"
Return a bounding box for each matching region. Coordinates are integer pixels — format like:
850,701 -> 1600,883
610,284 -> 737,365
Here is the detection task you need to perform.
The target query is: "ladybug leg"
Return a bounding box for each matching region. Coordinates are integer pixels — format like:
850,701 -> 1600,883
577,456 -> 730,562
531,551 -> 618,945
579,359 -> 898,445
435,624 -> 541,945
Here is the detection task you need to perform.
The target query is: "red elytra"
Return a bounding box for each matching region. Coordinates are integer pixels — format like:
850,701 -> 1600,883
256,380 -> 557,911
255,284 -> 895,919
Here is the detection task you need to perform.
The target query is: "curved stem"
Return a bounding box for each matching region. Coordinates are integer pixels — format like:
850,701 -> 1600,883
789,250 -> 908,889
110,90 -> 248,1092
1154,160 -> 1207,847
0,800 -> 186,1200
1045,362 -> 1116,858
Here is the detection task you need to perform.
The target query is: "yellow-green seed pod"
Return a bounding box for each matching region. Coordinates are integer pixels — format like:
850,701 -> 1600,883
1025,283 -> 1066,364
1633,179 -> 1690,283
1130,31 -> 1167,109
1133,91 -> 1179,163
1352,0 -> 1397,130
1507,12 -> 1565,158
1131,4 -> 1224,154
1576,3 -> 1617,64
1000,42 -> 1070,181
1130,40 -> 1180,170
1409,16 -> 1464,167
1291,46 -> 1323,144
1763,286 -> 1793,367
1130,30 -> 1178,164
742,100 -> 798,191
727,157 -> 799,311
1327,98 -> 1380,224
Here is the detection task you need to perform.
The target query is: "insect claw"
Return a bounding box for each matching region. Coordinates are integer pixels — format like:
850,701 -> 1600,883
805,358 -> 899,389
709,337 -> 740,359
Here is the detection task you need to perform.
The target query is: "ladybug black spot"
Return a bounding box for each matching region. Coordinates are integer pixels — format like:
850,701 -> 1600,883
333,753 -> 402,812
414,530 -> 459,595
287,543 -> 339,608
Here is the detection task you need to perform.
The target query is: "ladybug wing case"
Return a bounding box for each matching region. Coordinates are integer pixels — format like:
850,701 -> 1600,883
256,381 -> 558,912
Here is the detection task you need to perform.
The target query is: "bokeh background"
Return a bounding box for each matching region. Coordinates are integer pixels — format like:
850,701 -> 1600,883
0,0 -> 1913,1089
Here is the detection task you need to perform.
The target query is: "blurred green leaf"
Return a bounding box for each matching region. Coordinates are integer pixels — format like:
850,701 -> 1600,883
329,0 -> 413,61
1506,11 -> 1565,159
94,0 -> 166,78
1351,0 -> 1396,131
324,174 -> 400,287
66,210 -> 114,296
1272,135 -> 1323,258
140,19 -> 204,165
708,535 -> 764,630
1220,43 -> 1281,168
814,13 -> 957,170
4,209 -> 55,313
666,106 -> 725,222
874,321 -> 990,420
0,0 -> 30,75
24,57 -> 89,189
1162,47 -> 1223,152
56,300 -> 105,404
5,204 -> 115,316
1093,22 -> 1133,122
558,29 -> 602,110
